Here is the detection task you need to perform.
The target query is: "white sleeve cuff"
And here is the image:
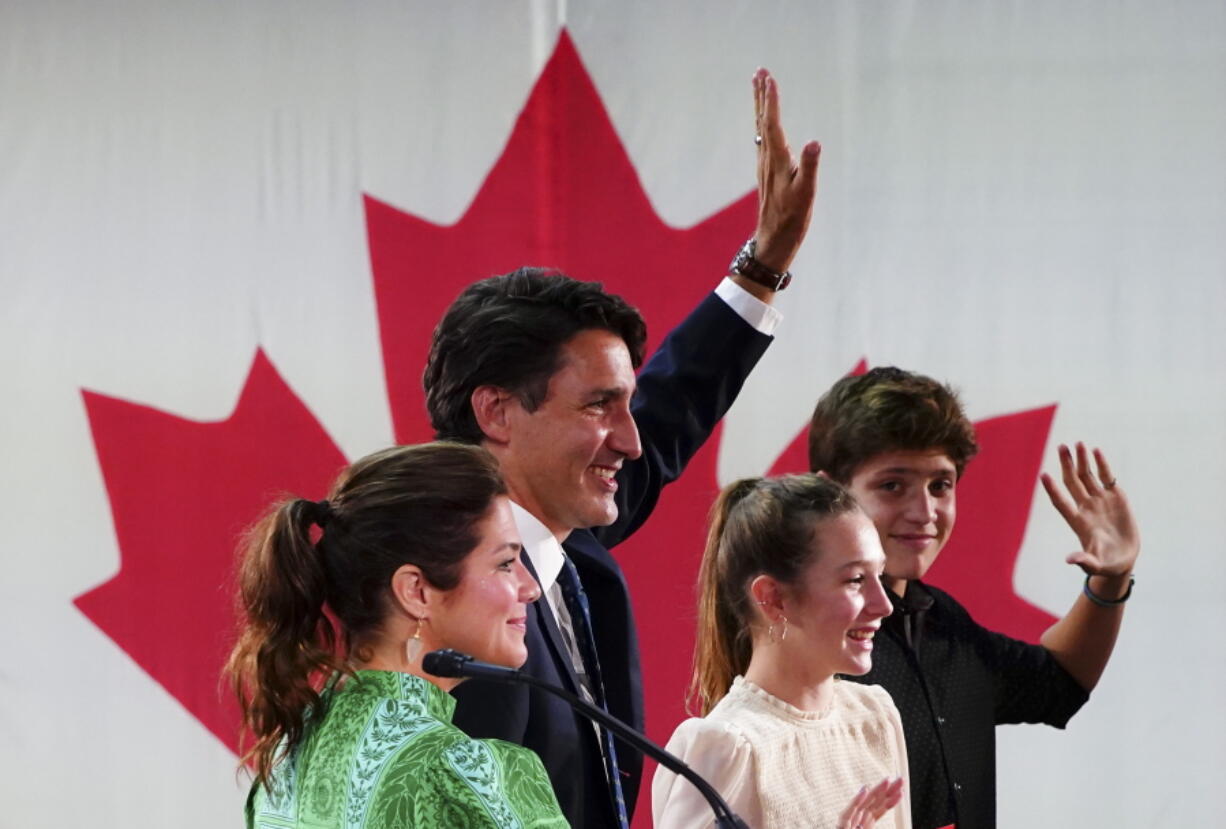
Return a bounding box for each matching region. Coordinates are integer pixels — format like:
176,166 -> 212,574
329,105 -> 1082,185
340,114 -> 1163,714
714,277 -> 783,336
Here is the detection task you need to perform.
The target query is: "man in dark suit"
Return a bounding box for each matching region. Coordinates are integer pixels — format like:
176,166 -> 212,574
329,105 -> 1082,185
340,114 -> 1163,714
422,69 -> 819,828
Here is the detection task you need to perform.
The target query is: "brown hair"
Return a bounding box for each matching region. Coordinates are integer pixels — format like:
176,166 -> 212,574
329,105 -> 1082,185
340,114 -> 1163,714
225,442 -> 506,790
808,366 -> 979,483
690,474 -> 859,715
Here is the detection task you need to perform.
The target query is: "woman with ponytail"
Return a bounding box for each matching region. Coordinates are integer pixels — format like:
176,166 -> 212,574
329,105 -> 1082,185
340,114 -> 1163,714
653,474 -> 911,829
227,442 -> 566,828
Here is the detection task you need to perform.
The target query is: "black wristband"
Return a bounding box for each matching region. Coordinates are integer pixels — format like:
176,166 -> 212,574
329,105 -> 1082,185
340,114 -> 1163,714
1083,574 -> 1134,607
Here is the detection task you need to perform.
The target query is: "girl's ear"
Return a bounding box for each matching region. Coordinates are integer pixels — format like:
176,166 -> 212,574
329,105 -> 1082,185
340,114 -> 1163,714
749,574 -> 786,622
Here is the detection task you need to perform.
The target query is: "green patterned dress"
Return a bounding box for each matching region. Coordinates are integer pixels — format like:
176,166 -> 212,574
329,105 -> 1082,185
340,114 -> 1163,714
246,671 -> 567,828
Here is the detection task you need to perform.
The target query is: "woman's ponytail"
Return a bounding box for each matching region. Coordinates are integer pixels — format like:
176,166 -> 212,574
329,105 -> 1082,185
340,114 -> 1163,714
226,497 -> 343,790
225,441 -> 507,790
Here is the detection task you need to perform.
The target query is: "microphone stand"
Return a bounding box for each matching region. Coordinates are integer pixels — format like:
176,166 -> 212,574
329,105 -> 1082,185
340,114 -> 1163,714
424,649 -> 749,829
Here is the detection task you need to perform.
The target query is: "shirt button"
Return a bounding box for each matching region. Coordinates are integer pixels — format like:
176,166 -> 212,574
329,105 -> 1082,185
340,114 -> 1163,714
936,716 -> 947,725
954,783 -> 963,792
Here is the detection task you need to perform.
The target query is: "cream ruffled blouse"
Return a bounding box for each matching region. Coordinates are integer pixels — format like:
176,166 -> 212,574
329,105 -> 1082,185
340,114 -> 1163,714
653,676 -> 911,829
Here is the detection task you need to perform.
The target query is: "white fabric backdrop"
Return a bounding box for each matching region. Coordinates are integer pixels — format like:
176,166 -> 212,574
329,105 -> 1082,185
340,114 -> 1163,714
2,2 -> 1222,826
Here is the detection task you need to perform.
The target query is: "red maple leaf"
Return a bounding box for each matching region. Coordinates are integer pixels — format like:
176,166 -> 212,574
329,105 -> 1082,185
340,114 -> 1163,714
74,30 -> 1059,824
76,350 -> 347,752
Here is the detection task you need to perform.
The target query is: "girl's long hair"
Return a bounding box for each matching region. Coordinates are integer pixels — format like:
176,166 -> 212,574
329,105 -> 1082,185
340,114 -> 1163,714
688,473 -> 858,715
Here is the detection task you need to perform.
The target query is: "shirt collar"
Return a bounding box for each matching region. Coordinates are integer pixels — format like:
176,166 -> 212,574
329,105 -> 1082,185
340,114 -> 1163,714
509,500 -> 566,593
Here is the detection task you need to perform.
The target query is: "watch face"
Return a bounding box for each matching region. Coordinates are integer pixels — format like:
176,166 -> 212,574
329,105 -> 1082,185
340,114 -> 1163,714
730,238 -> 788,290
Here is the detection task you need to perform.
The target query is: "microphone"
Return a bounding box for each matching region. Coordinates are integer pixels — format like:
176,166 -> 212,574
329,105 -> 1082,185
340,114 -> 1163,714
422,648 -> 516,682
424,649 -> 749,829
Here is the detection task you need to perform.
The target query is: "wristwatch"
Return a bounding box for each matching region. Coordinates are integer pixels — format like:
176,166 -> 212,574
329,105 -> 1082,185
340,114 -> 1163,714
729,237 -> 792,291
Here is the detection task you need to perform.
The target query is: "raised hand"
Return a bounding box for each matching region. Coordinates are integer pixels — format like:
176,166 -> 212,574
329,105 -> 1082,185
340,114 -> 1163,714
836,777 -> 905,829
752,68 -> 821,274
1040,443 -> 1141,578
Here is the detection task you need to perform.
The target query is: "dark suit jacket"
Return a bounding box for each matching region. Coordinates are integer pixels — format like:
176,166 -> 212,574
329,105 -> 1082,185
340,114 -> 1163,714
451,292 -> 771,828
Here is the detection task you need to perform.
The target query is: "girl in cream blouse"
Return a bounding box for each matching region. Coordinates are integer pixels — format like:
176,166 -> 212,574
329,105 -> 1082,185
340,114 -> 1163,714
653,475 -> 910,829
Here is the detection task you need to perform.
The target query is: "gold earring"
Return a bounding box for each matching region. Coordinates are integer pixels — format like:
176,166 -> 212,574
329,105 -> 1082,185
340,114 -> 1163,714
406,618 -> 424,663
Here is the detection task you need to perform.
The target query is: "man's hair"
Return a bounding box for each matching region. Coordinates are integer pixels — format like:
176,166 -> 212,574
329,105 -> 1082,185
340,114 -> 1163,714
423,268 -> 648,443
807,366 -> 980,482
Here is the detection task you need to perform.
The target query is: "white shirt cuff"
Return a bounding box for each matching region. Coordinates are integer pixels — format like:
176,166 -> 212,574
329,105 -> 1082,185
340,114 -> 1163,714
714,277 -> 782,336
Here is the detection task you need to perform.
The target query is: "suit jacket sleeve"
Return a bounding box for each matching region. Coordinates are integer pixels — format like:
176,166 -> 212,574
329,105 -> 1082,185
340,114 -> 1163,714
592,291 -> 773,549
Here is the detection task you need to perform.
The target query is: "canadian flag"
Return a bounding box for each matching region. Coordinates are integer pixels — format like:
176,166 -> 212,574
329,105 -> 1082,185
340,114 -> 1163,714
2,6 -> 1218,829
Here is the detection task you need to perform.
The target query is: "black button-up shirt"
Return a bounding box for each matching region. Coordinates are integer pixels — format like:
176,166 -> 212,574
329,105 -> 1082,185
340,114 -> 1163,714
845,580 -> 1089,829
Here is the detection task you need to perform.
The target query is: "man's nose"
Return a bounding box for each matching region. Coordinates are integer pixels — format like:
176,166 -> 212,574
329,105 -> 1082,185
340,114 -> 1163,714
608,404 -> 642,460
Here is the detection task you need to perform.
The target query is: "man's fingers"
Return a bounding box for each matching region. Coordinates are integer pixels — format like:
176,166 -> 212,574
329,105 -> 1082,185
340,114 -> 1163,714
796,140 -> 821,194
753,68 -> 767,140
762,74 -> 792,166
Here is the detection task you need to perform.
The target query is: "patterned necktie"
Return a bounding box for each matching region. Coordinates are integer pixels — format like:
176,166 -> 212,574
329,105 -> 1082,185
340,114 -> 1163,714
555,554 -> 630,829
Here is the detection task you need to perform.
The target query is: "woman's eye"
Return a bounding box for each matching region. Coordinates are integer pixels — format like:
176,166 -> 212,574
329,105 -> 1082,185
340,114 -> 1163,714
497,559 -> 515,571
848,575 -> 866,585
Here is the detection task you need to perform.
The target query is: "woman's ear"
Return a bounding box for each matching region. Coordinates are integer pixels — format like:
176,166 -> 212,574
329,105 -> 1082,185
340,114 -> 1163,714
390,564 -> 430,619
749,574 -> 785,621
470,385 -> 514,444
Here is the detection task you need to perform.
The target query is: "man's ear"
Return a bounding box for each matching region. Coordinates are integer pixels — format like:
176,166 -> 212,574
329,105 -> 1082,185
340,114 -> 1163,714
471,385 -> 515,444
815,469 -> 831,481
390,564 -> 432,619
749,574 -> 786,622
